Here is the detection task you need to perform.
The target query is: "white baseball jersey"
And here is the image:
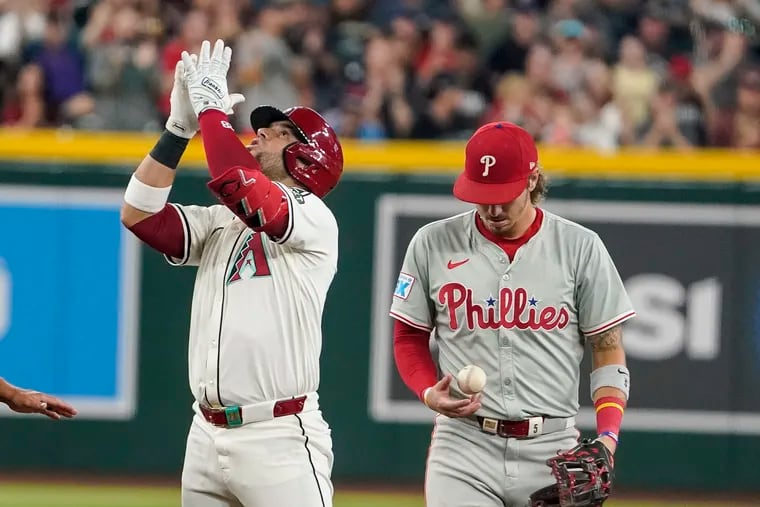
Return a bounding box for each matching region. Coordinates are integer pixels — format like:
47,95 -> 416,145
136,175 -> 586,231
390,209 -> 635,419
166,184 -> 337,408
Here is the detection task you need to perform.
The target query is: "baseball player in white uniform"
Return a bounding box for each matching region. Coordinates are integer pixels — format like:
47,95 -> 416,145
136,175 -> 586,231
120,40 -> 343,507
391,122 -> 634,506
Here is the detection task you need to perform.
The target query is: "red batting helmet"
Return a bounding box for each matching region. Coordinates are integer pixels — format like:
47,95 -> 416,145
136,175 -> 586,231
250,105 -> 344,198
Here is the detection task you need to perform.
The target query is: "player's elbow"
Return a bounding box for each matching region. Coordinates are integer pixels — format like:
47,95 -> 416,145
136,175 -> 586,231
120,203 -> 152,229
120,203 -> 132,227
120,203 -> 137,228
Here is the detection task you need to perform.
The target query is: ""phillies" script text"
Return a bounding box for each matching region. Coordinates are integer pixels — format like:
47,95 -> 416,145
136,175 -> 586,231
438,283 -> 570,331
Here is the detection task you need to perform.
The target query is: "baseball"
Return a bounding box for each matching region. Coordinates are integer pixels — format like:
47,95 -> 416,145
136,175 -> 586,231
456,365 -> 487,394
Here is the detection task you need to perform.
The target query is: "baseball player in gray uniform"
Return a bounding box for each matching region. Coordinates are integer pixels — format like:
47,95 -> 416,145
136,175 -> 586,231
391,122 -> 634,506
121,40 -> 342,507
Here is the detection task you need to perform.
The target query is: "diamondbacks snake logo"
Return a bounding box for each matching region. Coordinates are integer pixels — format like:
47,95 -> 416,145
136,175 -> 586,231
227,232 -> 271,284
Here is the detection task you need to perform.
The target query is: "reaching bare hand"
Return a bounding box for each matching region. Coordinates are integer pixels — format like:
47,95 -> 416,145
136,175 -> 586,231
7,389 -> 78,420
424,374 -> 482,418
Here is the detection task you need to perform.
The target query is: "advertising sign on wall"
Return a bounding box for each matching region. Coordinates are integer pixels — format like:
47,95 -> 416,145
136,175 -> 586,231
0,185 -> 140,420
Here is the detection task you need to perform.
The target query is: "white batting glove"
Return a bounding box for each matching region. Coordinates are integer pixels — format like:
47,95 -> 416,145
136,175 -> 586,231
167,54 -> 244,136
181,39 -> 245,117
165,58 -> 198,139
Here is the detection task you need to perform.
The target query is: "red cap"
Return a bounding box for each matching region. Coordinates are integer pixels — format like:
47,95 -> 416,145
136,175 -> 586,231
453,122 -> 538,205
668,54 -> 692,81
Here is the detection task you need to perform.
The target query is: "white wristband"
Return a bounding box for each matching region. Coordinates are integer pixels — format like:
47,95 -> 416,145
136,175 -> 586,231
124,174 -> 172,213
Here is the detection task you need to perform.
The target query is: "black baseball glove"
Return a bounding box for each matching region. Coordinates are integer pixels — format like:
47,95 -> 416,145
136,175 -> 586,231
529,439 -> 614,507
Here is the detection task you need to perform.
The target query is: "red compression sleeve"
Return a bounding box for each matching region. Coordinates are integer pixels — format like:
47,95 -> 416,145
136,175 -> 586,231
128,205 -> 184,259
595,396 -> 626,441
206,166 -> 290,238
393,319 -> 438,401
263,209 -> 289,238
198,110 -> 257,179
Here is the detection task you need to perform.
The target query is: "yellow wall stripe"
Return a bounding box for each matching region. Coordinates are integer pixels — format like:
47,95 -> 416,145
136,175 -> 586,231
1,128 -> 759,181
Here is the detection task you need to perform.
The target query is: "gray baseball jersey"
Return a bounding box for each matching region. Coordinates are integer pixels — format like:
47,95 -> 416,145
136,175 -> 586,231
165,185 -> 338,408
390,209 -> 635,419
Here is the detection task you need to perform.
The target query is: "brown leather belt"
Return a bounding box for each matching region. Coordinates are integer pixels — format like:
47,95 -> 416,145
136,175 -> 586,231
200,395 -> 307,428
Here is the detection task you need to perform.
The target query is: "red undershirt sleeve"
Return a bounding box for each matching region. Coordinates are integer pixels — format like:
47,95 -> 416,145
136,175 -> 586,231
393,319 -> 438,401
199,110 -> 290,239
198,110 -> 257,179
127,205 -> 185,259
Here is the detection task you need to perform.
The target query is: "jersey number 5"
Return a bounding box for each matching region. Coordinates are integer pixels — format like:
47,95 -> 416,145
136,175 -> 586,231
227,232 -> 271,284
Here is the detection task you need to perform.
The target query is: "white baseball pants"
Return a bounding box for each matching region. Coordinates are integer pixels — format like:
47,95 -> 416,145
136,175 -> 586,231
181,410 -> 333,507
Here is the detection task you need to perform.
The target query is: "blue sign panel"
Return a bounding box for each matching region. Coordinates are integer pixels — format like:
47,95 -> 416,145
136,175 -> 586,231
0,185 -> 140,420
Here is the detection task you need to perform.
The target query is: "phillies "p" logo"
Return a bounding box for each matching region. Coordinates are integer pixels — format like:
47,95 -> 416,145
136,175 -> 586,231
480,155 -> 496,177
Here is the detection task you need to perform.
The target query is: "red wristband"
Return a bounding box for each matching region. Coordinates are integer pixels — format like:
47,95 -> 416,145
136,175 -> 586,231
595,396 -> 625,437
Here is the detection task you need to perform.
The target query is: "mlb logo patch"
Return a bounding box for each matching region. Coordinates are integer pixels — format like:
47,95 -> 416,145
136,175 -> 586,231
394,273 -> 415,300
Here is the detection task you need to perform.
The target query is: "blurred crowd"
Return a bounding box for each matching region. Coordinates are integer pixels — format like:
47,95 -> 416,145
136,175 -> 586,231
0,0 -> 758,150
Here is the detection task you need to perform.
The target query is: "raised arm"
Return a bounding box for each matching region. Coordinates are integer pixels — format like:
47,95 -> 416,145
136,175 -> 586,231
181,40 -> 289,238
120,60 -> 197,258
